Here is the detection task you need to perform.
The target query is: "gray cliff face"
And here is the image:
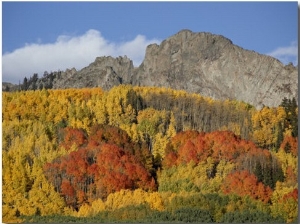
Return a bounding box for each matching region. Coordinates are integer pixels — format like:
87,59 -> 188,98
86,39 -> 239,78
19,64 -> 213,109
132,30 -> 298,108
53,56 -> 134,90
7,30 -> 297,108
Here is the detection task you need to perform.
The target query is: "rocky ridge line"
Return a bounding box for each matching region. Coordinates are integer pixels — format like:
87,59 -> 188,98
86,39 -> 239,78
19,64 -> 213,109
4,29 -> 298,109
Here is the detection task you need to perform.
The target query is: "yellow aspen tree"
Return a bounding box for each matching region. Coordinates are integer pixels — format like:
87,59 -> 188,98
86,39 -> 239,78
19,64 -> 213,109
90,198 -> 106,215
270,182 -> 298,223
121,104 -> 136,125
2,141 -> 32,218
193,158 -> 217,193
70,99 -> 90,130
106,92 -> 125,126
153,133 -> 169,159
208,159 -> 235,194
67,102 -> 77,127
129,123 -> 140,142
2,151 -> 24,223
105,189 -> 130,210
2,119 -> 19,150
77,204 -> 93,217
130,189 -> 147,207
273,150 -> 297,187
215,159 -> 235,180
252,106 -> 286,149
137,108 -> 175,156
91,95 -> 108,125
52,102 -> 69,125
106,85 -> 139,127
137,108 -> 161,152
158,159 -> 215,193
105,189 -> 143,211
104,189 -> 164,212
2,205 -> 23,223
153,112 -> 177,158
252,107 -> 272,148
68,117 -> 77,129
28,158 -> 65,216
145,192 -> 165,211
166,112 -> 177,138
63,206 -> 77,216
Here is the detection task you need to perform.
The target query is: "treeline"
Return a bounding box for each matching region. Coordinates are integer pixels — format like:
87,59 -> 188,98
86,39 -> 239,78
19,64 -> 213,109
2,85 -> 298,223
3,71 -> 63,92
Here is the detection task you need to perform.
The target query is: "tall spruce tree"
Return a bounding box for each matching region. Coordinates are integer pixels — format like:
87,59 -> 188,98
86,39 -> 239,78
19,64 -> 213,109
280,97 -> 298,137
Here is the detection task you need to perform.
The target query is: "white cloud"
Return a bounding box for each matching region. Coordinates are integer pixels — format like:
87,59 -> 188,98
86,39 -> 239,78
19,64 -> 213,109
2,29 -> 161,84
267,41 -> 298,66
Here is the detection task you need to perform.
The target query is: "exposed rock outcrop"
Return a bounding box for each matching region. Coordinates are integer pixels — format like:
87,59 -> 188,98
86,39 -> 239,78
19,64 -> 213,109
132,30 -> 298,108
5,30 -> 297,108
52,56 -> 134,90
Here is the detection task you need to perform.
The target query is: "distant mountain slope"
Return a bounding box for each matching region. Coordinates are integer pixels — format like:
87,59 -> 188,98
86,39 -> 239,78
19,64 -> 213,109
5,30 -> 297,108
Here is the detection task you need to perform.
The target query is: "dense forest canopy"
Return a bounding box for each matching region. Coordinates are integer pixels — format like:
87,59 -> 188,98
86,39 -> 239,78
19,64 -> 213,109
2,85 -> 298,223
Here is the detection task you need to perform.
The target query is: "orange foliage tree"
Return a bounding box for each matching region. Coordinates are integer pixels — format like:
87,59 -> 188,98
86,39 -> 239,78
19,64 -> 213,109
44,125 -> 156,209
163,130 -> 258,168
280,135 -> 298,156
221,170 -> 272,203
162,130 -> 284,190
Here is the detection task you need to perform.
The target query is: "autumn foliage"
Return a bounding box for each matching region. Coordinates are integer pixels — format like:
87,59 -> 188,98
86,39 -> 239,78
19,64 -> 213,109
2,86 -> 298,223
44,125 -> 156,209
280,135 -> 298,156
163,130 -> 267,167
221,170 -> 272,203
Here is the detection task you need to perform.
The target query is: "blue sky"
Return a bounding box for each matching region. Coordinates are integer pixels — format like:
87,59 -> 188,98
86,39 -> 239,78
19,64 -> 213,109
2,1 -> 298,84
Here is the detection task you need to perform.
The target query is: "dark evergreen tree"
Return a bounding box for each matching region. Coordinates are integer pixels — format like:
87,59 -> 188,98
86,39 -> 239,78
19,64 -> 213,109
4,85 -> 10,92
280,97 -> 298,137
22,77 -> 28,90
275,122 -> 284,151
254,162 -> 263,183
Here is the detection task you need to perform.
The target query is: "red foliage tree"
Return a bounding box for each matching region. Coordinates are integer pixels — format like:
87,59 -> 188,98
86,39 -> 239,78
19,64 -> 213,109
164,130 -> 199,155
44,124 -> 156,209
61,179 -> 76,206
177,140 -> 198,165
163,130 -> 261,168
88,124 -> 153,172
94,143 -> 156,199
221,170 -> 272,203
285,166 -> 298,186
87,124 -> 137,149
163,152 -> 178,168
283,188 -> 298,201
59,127 -> 87,150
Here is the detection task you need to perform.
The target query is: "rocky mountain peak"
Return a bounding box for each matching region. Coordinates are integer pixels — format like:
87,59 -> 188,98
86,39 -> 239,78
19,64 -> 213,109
5,29 -> 297,109
132,30 -> 297,108
52,55 -> 134,90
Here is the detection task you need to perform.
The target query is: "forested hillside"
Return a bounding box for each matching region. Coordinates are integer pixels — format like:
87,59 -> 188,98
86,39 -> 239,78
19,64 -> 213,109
2,85 -> 298,223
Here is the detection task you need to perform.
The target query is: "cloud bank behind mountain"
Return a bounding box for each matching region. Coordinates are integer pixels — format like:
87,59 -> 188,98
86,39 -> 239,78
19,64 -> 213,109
2,29 -> 297,84
266,41 -> 298,66
2,29 -> 161,84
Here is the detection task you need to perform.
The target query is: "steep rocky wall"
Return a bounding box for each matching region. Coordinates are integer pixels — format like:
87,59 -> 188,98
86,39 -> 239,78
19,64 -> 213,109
132,30 -> 298,108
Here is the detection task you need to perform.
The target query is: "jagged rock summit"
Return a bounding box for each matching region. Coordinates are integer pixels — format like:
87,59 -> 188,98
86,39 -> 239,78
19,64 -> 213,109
53,56 -> 134,90
132,29 -> 298,108
7,29 -> 298,109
